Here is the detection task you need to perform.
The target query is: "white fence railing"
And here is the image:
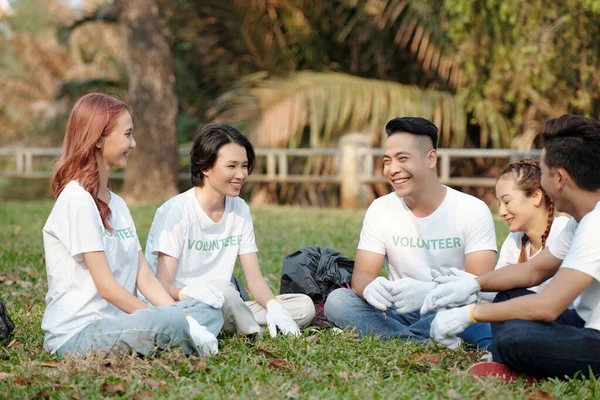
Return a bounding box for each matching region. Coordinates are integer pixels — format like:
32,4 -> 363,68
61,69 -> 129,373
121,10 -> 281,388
0,145 -> 542,206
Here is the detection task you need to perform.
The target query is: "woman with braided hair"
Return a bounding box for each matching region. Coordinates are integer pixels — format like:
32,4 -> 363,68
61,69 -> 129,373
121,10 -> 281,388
494,160 -> 569,293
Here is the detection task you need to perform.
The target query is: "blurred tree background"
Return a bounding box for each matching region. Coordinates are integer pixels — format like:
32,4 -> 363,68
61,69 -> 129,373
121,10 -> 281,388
1,0 -> 599,203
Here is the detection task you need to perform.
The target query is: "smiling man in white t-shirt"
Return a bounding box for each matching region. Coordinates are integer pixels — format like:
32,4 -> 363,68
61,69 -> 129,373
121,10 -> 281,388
324,117 -> 497,347
422,114 -> 600,379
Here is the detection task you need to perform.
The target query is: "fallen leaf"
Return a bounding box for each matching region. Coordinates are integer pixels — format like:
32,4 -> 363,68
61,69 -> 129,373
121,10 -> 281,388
72,393 -> 82,400
13,376 -> 30,385
0,372 -> 10,381
2,280 -> 14,286
286,385 -> 300,399
133,391 -> 153,400
337,371 -> 349,380
191,359 -> 206,370
102,382 -> 127,394
34,390 -> 49,399
527,389 -> 557,400
143,378 -> 161,389
255,348 -> 278,359
268,358 -> 296,371
39,362 -> 61,368
447,389 -> 463,399
411,353 -> 441,363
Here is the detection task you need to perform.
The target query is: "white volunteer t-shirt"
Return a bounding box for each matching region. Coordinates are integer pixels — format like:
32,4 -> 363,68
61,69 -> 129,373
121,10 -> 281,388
496,216 -> 570,293
145,188 -> 258,287
358,186 -> 497,281
548,202 -> 600,331
41,181 -> 141,353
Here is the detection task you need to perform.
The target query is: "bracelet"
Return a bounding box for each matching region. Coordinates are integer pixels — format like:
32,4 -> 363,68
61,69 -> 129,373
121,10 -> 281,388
469,304 -> 478,323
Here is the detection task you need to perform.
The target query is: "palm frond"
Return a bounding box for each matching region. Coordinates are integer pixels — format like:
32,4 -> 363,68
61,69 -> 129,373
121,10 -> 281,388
212,71 -> 466,148
341,0 -> 463,88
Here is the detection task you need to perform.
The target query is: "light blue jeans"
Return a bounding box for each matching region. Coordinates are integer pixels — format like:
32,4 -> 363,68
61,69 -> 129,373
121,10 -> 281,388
57,299 -> 223,358
324,288 -> 491,349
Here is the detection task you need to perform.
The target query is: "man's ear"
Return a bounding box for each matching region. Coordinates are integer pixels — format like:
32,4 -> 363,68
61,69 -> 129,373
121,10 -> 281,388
555,168 -> 570,190
428,148 -> 438,169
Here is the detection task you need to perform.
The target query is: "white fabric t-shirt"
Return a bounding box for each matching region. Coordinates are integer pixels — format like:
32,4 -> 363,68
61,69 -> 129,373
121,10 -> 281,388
41,181 -> 141,353
358,186 -> 497,281
548,202 -> 600,331
496,215 -> 570,293
145,188 -> 258,287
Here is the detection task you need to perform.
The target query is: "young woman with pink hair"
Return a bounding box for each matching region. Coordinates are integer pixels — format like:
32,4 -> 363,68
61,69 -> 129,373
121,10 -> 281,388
41,93 -> 222,358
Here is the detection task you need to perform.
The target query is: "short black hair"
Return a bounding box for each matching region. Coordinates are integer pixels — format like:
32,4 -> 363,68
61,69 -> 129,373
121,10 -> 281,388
190,123 -> 255,187
542,114 -> 600,191
385,117 -> 438,150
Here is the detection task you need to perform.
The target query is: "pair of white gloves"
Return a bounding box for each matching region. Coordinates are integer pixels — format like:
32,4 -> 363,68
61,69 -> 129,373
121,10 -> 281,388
180,282 -> 299,355
363,269 -> 493,348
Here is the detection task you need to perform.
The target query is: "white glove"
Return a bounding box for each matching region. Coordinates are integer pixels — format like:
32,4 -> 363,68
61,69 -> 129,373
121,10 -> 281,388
389,277 -> 437,314
266,300 -> 300,337
185,315 -> 218,356
363,277 -> 393,311
430,305 -> 475,349
432,268 -> 496,302
420,275 -> 481,314
179,282 -> 224,309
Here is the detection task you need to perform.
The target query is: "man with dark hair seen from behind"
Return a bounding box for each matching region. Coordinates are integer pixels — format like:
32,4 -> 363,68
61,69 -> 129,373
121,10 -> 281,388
324,117 -> 497,348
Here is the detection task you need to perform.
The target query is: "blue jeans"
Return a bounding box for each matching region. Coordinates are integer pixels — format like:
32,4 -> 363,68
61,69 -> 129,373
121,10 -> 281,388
57,299 -> 223,358
491,288 -> 600,378
324,288 -> 491,349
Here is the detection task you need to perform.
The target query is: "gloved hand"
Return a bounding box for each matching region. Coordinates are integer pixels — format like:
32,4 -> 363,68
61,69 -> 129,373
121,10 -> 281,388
179,282 -> 224,309
185,315 -> 218,356
430,305 -> 475,349
420,275 -> 481,314
266,300 -> 300,337
363,277 -> 393,311
432,268 -> 496,302
389,277 -> 437,314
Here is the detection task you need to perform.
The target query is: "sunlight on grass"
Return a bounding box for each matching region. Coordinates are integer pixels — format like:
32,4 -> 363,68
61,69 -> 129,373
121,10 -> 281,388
1,201 -> 595,399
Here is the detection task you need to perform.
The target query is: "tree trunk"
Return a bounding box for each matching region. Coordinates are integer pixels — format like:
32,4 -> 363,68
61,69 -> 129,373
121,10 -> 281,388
119,0 -> 179,203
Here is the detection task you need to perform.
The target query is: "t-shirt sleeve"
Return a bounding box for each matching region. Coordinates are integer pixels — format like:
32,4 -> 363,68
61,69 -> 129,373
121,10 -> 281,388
239,204 -> 258,255
494,233 -> 520,269
357,202 -> 386,255
560,216 -> 600,281
54,194 -> 105,259
548,217 -> 577,260
462,200 -> 497,255
149,203 -> 187,260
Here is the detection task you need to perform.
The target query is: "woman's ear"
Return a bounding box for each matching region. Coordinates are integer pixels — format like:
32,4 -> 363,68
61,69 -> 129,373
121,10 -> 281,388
532,188 -> 544,207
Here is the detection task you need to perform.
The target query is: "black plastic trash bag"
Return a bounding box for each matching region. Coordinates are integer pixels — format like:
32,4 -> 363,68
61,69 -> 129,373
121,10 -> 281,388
0,297 -> 15,341
280,246 -> 354,303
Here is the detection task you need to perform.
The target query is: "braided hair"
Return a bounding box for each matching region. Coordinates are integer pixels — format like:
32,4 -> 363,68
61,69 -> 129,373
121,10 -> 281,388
498,160 -> 555,263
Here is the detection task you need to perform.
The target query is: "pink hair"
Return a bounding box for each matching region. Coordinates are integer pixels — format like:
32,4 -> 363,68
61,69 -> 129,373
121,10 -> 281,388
51,93 -> 130,231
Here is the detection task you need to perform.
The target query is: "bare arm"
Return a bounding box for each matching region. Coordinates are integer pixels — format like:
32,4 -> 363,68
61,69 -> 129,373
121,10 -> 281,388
476,247 -> 563,292
155,252 -> 183,301
83,251 -> 147,313
473,268 -> 592,322
239,252 -> 276,307
464,250 -> 497,276
351,249 -> 386,298
136,251 -> 176,306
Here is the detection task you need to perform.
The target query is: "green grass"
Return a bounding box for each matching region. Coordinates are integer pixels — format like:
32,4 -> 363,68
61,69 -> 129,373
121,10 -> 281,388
1,201 -> 598,399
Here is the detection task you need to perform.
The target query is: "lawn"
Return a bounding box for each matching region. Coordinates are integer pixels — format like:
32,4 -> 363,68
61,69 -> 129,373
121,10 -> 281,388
0,201 -> 598,399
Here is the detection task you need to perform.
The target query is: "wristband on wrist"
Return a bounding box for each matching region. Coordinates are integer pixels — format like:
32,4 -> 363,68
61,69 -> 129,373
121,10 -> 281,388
469,304 -> 478,323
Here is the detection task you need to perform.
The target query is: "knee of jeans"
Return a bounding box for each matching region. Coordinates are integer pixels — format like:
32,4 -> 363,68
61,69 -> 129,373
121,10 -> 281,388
324,288 -> 354,319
